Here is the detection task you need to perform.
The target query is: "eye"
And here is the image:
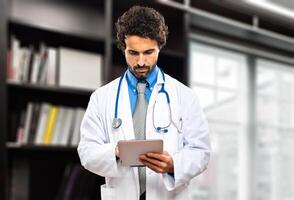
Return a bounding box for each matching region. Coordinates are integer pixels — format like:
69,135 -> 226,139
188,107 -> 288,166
128,50 -> 139,56
144,50 -> 154,55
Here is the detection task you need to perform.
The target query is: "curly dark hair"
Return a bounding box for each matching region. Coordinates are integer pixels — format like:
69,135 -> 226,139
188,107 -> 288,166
115,5 -> 169,51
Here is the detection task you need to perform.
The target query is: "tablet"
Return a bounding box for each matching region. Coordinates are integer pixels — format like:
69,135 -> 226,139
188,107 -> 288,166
118,139 -> 163,167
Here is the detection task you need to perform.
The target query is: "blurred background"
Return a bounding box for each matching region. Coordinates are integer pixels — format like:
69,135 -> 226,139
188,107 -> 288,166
0,0 -> 293,200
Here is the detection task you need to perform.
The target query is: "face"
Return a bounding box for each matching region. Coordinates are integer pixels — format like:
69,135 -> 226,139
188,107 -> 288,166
124,35 -> 160,79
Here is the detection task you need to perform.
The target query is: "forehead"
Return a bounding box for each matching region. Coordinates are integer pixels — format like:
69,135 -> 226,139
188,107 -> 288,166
125,35 -> 158,51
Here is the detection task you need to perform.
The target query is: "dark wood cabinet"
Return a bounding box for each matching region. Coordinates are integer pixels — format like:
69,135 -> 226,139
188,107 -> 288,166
0,0 -> 188,199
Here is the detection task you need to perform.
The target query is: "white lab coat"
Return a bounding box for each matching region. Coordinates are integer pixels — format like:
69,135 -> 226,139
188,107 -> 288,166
78,71 -> 210,200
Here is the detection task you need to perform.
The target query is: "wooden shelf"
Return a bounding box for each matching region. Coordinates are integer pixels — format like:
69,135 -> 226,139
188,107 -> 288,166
7,81 -> 92,108
7,81 -> 92,97
9,0 -> 106,42
9,17 -> 106,43
8,20 -> 105,54
6,142 -> 77,153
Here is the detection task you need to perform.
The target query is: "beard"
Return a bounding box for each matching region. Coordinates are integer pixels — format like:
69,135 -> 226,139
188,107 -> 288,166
129,63 -> 157,79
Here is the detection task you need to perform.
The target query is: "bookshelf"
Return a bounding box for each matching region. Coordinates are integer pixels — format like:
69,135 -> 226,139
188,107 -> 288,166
7,142 -> 78,152
3,0 -> 109,199
0,0 -> 188,199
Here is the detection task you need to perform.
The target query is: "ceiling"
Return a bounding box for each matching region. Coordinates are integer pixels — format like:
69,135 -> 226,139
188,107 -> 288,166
242,0 -> 294,19
268,0 -> 294,10
208,0 -> 294,35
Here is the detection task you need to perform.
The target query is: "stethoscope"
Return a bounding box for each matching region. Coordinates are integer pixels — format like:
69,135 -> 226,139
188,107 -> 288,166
112,68 -> 183,134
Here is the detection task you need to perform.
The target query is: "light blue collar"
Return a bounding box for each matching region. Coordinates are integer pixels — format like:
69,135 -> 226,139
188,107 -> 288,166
126,65 -> 159,89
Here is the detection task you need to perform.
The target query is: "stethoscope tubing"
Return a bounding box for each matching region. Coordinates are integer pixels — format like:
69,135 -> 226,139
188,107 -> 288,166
114,72 -> 125,119
112,68 -> 182,133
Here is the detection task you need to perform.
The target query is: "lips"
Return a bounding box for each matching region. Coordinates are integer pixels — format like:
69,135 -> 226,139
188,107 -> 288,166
134,66 -> 149,73
135,68 -> 148,73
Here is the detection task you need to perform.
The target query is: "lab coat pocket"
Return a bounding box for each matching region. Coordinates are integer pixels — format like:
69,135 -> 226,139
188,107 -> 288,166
101,184 -> 115,200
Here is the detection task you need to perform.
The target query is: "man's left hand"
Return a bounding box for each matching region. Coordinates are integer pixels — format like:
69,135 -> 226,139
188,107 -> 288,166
139,151 -> 174,173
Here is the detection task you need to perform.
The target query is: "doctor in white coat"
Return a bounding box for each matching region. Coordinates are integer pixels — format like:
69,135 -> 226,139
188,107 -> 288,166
78,5 -> 210,200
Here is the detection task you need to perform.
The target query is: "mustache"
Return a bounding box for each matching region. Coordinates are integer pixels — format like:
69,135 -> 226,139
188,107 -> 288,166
133,64 -> 150,69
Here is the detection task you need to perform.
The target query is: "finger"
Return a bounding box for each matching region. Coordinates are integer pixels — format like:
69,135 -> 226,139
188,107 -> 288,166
139,154 -> 148,161
139,154 -> 152,166
141,159 -> 164,173
146,152 -> 169,162
143,156 -> 167,169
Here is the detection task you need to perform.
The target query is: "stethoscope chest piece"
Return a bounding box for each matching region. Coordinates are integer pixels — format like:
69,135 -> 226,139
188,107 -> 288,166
112,118 -> 122,129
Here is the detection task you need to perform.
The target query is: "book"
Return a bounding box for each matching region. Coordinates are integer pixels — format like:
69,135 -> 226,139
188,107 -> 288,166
51,107 -> 66,145
18,48 -> 30,82
26,46 -> 35,83
59,47 -> 102,90
30,53 -> 41,84
21,46 -> 33,83
34,103 -> 50,145
43,106 -> 58,144
10,36 -> 21,82
16,110 -> 26,144
46,47 -> 57,85
22,103 -> 34,144
36,43 -> 48,84
70,108 -> 85,146
28,104 -> 41,144
58,107 -> 75,146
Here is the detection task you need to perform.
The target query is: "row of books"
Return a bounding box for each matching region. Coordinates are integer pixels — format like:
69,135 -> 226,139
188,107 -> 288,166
17,102 -> 86,146
7,36 -> 103,90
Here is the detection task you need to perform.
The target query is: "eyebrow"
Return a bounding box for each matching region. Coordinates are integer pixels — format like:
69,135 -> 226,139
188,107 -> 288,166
128,48 -> 155,53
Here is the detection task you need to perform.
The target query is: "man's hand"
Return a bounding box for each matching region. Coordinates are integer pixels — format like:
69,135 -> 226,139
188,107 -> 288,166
139,151 -> 174,173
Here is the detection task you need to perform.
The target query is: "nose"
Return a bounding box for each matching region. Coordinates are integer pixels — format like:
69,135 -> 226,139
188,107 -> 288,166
137,54 -> 145,66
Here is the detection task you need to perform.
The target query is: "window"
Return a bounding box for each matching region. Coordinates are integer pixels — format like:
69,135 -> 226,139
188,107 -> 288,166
189,42 -> 249,200
189,40 -> 294,200
255,59 -> 294,200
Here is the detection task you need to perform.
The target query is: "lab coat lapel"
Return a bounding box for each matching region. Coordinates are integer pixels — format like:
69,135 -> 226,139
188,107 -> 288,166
148,70 -> 165,109
119,75 -> 135,140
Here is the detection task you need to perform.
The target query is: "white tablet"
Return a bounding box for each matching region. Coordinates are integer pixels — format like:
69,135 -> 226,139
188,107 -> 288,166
118,139 -> 163,167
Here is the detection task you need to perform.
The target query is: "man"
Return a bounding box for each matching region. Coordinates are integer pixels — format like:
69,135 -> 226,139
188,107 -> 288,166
78,5 -> 210,200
